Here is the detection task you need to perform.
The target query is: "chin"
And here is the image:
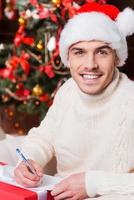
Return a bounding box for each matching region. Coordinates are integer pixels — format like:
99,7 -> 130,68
84,91 -> 100,95
80,85 -> 102,95
80,89 -> 99,95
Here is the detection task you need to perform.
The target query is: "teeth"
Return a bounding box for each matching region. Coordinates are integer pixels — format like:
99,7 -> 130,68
83,74 -> 99,79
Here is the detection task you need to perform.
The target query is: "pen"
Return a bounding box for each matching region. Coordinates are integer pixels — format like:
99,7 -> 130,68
16,148 -> 37,176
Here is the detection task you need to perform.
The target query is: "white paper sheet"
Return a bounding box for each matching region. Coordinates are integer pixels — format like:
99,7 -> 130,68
0,165 -> 61,200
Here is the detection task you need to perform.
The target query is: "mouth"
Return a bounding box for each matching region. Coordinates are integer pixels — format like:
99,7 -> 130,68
82,74 -> 101,80
80,73 -> 102,83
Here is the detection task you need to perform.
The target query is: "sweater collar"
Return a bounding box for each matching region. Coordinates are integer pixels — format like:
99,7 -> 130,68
75,68 -> 120,105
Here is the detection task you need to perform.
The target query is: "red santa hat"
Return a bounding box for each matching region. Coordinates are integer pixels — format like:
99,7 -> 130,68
59,2 -> 134,67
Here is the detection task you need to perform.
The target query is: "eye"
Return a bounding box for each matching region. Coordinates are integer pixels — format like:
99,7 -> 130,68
98,49 -> 108,55
73,50 -> 85,55
96,48 -> 112,56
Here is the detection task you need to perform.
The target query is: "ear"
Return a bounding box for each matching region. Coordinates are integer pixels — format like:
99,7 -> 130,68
114,53 -> 120,67
67,60 -> 71,68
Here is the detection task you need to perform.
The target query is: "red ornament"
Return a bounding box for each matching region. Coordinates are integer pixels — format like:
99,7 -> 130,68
29,0 -> 38,6
44,65 -> 55,78
14,26 -> 25,47
49,12 -> 58,23
14,34 -> 24,47
38,5 -> 49,19
62,0 -> 73,6
0,68 -> 15,81
19,53 -> 30,75
22,37 -> 34,46
2,52 -> 31,81
39,94 -> 49,102
62,0 -> 77,18
39,65 -> 55,78
17,25 -> 25,34
14,26 -> 34,47
15,83 -> 30,98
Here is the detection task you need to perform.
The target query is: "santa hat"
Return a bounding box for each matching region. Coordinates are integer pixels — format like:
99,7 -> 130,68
59,2 -> 134,67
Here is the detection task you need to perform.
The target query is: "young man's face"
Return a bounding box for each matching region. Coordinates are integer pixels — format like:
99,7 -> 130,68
68,40 -> 119,95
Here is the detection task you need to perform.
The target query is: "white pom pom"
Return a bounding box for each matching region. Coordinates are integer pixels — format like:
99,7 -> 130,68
47,36 -> 56,51
0,44 -> 4,50
116,7 -> 134,37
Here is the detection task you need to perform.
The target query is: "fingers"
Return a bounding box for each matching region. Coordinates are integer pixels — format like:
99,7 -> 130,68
14,160 -> 43,187
15,169 -> 41,188
51,181 -> 66,196
51,173 -> 87,200
52,191 -> 73,200
16,160 -> 39,180
30,160 -> 43,177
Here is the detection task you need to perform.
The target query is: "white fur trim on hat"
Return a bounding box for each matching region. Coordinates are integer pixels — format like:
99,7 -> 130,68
59,7 -> 134,67
116,7 -> 134,37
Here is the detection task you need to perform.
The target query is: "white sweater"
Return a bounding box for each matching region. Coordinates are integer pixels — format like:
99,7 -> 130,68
21,69 -> 134,197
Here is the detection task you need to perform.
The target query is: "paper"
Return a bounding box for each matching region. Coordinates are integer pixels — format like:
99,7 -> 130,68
0,165 -> 61,192
0,165 -> 14,182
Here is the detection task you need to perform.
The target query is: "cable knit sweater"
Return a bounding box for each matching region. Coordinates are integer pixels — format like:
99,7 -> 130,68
21,68 -> 134,198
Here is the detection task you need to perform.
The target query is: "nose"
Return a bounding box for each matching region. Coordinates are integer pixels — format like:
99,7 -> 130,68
83,53 -> 98,71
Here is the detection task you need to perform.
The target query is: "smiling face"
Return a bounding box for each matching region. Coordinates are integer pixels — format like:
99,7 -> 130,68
68,40 -> 119,95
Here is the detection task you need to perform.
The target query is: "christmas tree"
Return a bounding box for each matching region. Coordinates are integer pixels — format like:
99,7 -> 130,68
0,0 -> 106,134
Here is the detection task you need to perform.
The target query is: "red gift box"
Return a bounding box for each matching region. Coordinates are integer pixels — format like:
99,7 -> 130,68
0,181 -> 37,200
0,162 -> 58,200
0,181 -> 54,200
47,190 -> 54,200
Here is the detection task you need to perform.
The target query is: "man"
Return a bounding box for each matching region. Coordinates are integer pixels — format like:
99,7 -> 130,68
14,2 -> 134,200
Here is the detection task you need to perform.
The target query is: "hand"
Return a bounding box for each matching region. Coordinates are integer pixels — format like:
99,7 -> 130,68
51,172 -> 88,200
14,159 -> 43,187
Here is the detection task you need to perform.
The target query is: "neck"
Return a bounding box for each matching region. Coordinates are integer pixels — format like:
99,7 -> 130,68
76,68 -> 120,106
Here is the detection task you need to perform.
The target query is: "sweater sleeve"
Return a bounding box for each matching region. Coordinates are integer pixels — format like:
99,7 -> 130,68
20,80 -> 68,167
85,170 -> 134,198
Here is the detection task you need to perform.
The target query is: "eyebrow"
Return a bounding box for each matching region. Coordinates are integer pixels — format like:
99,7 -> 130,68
69,47 -> 84,52
96,45 -> 112,51
70,45 -> 112,52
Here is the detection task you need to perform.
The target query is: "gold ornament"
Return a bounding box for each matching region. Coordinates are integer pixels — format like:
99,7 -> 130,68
32,84 -> 44,96
18,17 -> 26,25
8,111 -> 14,117
14,122 -> 20,128
18,129 -> 25,135
2,94 -> 10,103
37,40 -> 43,50
52,0 -> 61,6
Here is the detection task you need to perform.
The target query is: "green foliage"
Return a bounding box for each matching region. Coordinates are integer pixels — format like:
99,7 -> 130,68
0,0 -> 73,120
15,0 -> 29,10
0,44 -> 13,67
